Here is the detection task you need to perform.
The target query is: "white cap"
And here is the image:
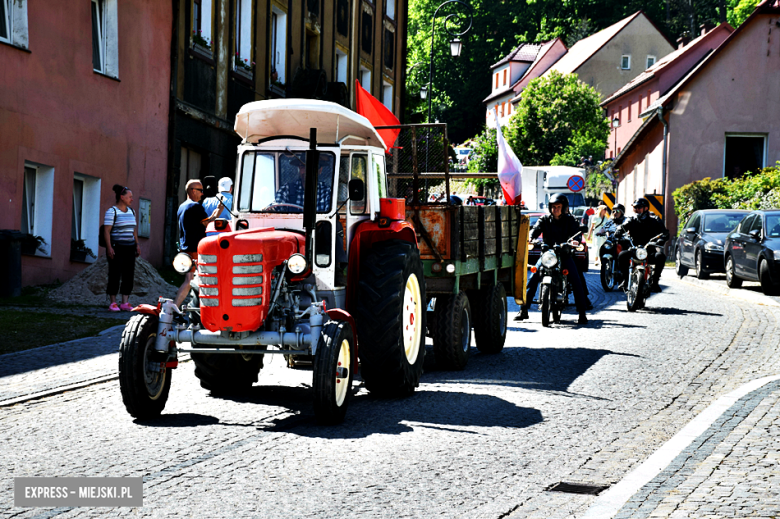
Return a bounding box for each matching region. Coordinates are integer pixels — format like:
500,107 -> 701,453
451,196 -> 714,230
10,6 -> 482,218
218,177 -> 233,192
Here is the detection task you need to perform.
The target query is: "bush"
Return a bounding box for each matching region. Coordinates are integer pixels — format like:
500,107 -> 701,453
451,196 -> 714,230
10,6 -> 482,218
672,162 -> 780,232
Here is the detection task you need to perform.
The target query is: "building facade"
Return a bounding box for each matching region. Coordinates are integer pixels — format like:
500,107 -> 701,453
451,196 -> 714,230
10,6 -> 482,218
165,0 -> 408,261
602,22 -> 733,159
0,0 -> 172,286
613,1 -> 780,232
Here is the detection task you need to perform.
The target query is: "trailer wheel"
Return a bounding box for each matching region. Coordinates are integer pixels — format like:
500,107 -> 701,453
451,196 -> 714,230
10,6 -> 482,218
118,314 -> 171,419
472,284 -> 507,354
433,291 -> 472,370
313,320 -> 355,424
355,240 -> 426,396
192,350 -> 264,393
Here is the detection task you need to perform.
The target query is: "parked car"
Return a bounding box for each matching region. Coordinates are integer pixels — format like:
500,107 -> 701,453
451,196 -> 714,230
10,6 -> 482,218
674,209 -> 750,279
468,196 -> 495,206
724,210 -> 780,295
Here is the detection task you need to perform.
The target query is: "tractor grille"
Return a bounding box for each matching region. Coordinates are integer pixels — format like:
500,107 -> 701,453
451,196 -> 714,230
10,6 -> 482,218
198,257 -> 219,307
231,254 -> 263,308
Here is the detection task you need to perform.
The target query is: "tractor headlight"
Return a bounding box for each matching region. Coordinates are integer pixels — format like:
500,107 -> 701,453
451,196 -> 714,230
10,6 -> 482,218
173,252 -> 193,274
635,248 -> 648,260
287,253 -> 308,275
541,250 -> 558,268
576,244 -> 585,252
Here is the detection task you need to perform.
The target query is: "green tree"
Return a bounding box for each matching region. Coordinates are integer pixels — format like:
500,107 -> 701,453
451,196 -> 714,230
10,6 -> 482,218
503,71 -> 609,167
727,0 -> 760,26
465,127 -> 500,194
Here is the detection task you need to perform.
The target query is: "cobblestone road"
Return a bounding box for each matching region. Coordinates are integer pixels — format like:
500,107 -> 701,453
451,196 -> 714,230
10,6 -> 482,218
2,267 -> 780,518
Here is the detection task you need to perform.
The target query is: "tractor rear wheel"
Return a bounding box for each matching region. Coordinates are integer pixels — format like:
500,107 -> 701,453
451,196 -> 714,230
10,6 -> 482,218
355,240 -> 426,396
118,314 -> 172,419
192,350 -> 264,393
471,284 -> 506,354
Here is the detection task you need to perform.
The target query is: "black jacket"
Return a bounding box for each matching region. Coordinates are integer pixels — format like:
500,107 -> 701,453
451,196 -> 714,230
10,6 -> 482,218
530,213 -> 586,246
615,212 -> 669,247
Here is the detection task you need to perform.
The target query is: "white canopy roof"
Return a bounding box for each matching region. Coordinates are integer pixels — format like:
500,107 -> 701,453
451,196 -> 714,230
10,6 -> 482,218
234,99 -> 386,150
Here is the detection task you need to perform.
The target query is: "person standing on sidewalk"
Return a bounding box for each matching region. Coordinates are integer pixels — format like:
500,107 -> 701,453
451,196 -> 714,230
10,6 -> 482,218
104,185 -> 140,312
587,203 -> 609,266
174,179 -> 221,307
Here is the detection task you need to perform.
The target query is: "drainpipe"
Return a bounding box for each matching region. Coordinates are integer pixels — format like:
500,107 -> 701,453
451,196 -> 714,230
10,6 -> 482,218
164,0 -> 180,265
658,107 -> 670,252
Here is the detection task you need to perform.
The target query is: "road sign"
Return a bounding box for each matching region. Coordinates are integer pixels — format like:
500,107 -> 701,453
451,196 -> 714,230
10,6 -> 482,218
567,175 -> 584,192
602,193 -> 615,210
645,194 -> 664,219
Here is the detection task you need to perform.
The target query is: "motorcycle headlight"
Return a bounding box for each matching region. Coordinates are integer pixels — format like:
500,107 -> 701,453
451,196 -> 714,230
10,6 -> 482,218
541,250 -> 558,268
635,248 -> 648,261
604,242 -> 613,249
172,252 -> 193,274
287,253 -> 308,275
704,242 -> 724,252
576,244 -> 585,252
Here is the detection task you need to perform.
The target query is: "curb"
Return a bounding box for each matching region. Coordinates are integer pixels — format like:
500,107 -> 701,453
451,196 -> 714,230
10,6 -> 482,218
581,374 -> 780,519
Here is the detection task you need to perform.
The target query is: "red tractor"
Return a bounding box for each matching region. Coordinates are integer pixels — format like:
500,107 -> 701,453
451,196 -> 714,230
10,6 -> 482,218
119,100 -> 426,424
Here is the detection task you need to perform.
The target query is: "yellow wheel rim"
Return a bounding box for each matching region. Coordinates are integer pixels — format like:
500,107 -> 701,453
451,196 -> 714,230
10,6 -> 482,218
335,338 -> 351,407
402,273 -> 422,365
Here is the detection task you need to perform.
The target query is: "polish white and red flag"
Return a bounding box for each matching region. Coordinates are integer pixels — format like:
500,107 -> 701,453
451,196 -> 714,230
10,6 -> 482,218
494,110 -> 523,205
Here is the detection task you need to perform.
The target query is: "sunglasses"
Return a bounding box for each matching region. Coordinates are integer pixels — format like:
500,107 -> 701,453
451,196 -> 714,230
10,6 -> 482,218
192,188 -> 203,192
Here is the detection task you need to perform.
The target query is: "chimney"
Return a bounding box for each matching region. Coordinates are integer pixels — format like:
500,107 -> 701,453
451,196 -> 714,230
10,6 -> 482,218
700,22 -> 715,36
676,34 -> 691,49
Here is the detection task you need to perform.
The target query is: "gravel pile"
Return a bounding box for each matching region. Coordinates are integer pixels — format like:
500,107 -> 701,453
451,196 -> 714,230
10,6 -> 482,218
48,256 -> 177,306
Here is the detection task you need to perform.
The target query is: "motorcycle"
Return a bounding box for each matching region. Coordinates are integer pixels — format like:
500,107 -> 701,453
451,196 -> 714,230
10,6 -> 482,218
529,234 -> 586,327
596,227 -> 626,291
625,233 -> 666,312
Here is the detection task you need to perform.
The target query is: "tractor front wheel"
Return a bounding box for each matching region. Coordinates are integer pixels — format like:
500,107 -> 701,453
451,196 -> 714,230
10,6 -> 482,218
355,240 -> 426,396
118,314 -> 172,419
313,320 -> 355,424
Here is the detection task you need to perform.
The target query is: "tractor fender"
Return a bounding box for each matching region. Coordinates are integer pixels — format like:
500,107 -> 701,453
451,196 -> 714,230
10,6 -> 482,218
346,219 -> 418,309
133,303 -> 161,316
325,308 -> 359,362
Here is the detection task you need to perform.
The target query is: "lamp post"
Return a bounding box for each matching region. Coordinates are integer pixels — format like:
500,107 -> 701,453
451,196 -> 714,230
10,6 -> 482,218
407,62 -> 428,100
612,116 -> 620,159
426,0 -> 473,124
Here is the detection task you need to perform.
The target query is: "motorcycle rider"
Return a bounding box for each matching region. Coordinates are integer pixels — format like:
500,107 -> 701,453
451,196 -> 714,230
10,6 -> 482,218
615,198 -> 670,292
516,193 -> 589,325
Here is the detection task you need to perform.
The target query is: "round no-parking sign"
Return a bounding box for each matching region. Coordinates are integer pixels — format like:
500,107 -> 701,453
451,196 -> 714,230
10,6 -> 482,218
567,175 -> 584,192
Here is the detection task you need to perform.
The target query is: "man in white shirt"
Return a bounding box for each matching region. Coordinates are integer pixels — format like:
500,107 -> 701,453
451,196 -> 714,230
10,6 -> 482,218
203,177 -> 233,220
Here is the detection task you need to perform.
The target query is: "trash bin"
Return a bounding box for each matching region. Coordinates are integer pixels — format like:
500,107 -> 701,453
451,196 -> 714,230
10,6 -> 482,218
0,230 -> 24,298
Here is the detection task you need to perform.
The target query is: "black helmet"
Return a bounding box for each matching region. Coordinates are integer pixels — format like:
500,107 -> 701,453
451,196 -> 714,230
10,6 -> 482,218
632,197 -> 650,209
548,193 -> 569,213
613,204 -> 625,214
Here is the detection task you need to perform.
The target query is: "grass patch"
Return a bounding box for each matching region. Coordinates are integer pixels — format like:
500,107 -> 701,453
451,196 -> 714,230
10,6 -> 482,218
0,310 -> 127,355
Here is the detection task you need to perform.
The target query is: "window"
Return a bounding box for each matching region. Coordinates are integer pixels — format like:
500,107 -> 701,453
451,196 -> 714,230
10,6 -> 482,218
507,103 -> 512,115
71,173 -> 101,262
336,0 -> 349,36
382,80 -> 393,111
359,65 -> 371,91
750,214 -> 763,235
179,147 -> 202,203
92,0 -> 118,77
646,55 -> 656,69
617,106 -> 622,125
738,214 -> 755,234
335,48 -> 348,84
500,102 -> 505,117
495,73 -> 499,89
21,163 -> 54,256
647,90 -> 651,106
385,0 -> 394,20
621,55 -> 631,70
724,134 -> 766,180
383,29 -> 394,69
270,8 -> 287,84
503,69 -> 507,86
192,0 -> 213,52
234,0 -> 253,74
0,0 -> 28,48
638,95 -> 642,113
350,154 -> 368,214
361,10 -> 372,54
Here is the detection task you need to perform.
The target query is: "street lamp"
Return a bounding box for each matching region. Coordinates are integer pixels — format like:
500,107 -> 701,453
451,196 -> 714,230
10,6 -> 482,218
420,85 -> 428,100
612,116 -> 620,159
408,62 -> 429,100
426,0 -> 473,123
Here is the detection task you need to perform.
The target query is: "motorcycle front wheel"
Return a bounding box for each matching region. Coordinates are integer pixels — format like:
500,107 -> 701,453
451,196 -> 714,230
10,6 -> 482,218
626,268 -> 645,312
600,260 -> 615,291
540,284 -> 553,327
553,282 -> 564,323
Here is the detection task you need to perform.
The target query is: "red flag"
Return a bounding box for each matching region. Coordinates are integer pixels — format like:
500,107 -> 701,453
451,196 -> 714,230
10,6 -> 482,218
355,80 -> 401,152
